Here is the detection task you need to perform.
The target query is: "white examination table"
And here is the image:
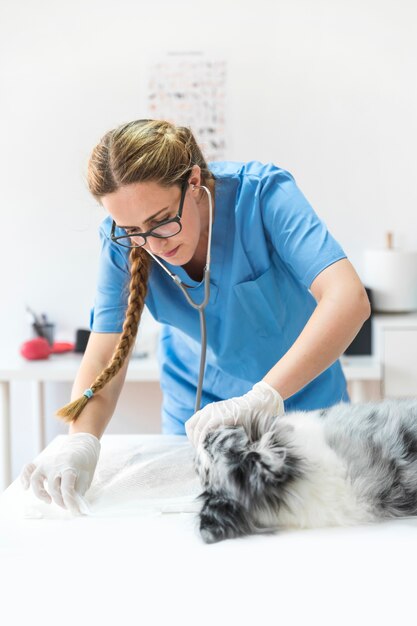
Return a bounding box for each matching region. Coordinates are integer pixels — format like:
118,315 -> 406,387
0,434 -> 416,626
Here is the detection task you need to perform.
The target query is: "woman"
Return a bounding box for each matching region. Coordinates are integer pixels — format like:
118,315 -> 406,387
20,119 -> 370,513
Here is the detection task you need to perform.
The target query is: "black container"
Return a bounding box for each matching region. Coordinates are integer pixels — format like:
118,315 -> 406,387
344,287 -> 373,356
74,329 -> 91,353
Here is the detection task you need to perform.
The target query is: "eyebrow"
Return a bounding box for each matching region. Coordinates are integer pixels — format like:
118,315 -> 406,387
117,207 -> 170,229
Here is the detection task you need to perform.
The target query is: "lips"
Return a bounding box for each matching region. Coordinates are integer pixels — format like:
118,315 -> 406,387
161,245 -> 180,258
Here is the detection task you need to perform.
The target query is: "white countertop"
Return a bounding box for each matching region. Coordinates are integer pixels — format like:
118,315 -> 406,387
0,352 -> 382,382
0,352 -> 160,381
373,311 -> 417,326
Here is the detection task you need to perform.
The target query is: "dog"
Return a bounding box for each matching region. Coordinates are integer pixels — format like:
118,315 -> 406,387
193,399 -> 417,543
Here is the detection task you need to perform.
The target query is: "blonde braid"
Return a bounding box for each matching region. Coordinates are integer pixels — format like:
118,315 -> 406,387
56,247 -> 151,422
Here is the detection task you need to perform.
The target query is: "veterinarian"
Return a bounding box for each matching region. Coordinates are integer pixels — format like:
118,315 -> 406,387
20,119 -> 371,513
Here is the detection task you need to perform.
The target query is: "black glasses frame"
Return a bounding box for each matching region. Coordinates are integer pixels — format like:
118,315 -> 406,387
110,176 -> 189,249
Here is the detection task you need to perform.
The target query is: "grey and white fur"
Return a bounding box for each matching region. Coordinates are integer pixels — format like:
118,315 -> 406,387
193,399 -> 417,543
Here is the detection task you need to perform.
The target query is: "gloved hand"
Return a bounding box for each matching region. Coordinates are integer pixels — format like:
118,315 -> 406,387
185,380 -> 285,448
20,432 -> 101,515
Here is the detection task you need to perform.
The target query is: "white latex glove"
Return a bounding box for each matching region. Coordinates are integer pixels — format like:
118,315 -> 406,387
20,433 -> 101,515
185,380 -> 285,448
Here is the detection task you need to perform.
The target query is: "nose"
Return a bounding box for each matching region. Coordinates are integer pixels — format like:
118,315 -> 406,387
146,238 -> 169,255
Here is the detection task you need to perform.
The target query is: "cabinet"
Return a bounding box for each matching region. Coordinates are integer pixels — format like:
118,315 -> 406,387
373,313 -> 417,399
383,329 -> 417,397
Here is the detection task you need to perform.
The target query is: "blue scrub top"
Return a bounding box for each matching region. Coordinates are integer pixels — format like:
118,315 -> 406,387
90,160 -> 350,434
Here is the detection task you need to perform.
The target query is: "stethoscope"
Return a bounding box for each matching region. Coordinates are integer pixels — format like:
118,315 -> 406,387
144,183 -> 213,413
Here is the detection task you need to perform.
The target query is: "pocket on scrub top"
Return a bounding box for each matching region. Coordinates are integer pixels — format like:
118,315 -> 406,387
233,265 -> 286,338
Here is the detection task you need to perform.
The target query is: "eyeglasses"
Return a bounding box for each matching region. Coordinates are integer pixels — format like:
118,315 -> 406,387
110,178 -> 189,249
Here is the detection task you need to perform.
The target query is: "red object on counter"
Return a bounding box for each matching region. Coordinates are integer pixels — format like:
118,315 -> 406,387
51,341 -> 75,354
20,338 -> 51,360
20,339 -> 75,360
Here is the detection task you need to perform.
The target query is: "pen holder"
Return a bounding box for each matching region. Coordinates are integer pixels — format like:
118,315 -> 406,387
33,322 -> 55,347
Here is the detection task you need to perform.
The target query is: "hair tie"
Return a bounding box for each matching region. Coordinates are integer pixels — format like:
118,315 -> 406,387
83,388 -> 94,399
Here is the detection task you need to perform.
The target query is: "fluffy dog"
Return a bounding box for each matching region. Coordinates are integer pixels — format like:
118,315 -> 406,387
193,399 -> 417,543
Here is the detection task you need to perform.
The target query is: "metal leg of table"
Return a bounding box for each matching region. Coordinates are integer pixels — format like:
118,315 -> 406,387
0,381 -> 11,492
31,381 -> 45,454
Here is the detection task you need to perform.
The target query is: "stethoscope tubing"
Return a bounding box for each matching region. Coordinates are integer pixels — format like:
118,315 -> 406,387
144,183 -> 213,412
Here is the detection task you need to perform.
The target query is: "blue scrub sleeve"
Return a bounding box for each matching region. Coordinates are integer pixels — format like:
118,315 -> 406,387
89,222 -> 131,333
260,169 -> 347,289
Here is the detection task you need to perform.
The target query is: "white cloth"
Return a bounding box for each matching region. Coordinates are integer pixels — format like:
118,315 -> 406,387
1,434 -> 202,521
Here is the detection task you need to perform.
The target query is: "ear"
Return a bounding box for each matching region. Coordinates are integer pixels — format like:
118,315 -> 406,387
232,446 -> 288,502
188,164 -> 202,190
251,422 -> 305,485
197,490 -> 253,544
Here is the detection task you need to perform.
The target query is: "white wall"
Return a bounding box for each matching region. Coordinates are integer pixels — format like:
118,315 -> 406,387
1,0 -> 416,478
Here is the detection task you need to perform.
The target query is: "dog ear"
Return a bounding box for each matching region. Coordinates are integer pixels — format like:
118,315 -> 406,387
234,446 -> 288,499
197,489 -> 254,544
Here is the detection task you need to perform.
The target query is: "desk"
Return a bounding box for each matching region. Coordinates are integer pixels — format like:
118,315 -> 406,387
0,353 -> 381,492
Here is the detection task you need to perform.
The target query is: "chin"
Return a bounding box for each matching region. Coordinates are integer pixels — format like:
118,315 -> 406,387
167,245 -> 194,266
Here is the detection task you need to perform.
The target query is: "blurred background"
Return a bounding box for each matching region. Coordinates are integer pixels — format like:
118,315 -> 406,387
1,0 -> 416,481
